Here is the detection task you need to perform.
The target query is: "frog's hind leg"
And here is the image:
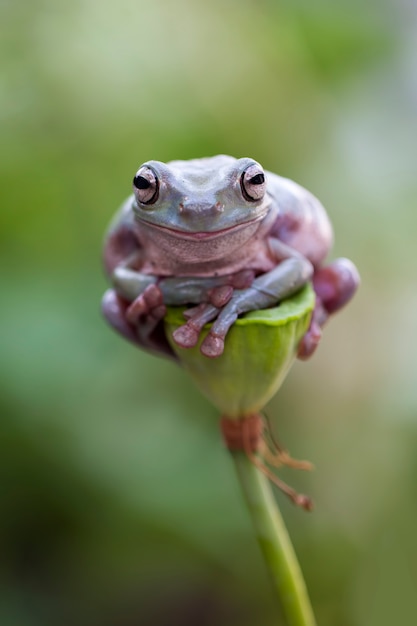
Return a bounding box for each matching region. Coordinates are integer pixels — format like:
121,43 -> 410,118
298,258 -> 360,359
102,289 -> 177,360
313,257 -> 360,315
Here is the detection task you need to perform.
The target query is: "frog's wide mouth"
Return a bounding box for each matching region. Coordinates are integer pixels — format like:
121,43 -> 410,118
141,214 -> 265,240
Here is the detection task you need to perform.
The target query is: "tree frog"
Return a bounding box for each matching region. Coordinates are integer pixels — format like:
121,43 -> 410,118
102,155 -> 359,360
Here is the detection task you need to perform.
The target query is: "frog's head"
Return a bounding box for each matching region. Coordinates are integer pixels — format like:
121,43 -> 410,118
131,155 -> 271,239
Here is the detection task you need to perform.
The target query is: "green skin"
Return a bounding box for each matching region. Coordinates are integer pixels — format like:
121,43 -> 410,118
102,155 -> 359,359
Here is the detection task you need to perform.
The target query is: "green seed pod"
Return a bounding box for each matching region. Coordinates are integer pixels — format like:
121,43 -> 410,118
164,284 -> 315,418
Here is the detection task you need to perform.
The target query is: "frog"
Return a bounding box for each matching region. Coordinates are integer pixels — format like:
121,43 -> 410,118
102,155 -> 359,360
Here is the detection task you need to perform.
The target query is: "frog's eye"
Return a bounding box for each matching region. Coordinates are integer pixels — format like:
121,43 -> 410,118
240,164 -> 266,202
133,167 -> 159,205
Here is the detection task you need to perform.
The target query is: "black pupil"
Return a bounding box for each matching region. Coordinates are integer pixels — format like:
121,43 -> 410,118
134,175 -> 151,190
249,173 -> 265,185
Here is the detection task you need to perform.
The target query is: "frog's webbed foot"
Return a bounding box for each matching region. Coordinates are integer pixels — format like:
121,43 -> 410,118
200,256 -> 313,358
170,269 -> 256,351
200,312 -> 237,358
102,289 -> 176,360
172,284 -> 254,356
298,258 -> 360,360
126,283 -> 166,325
297,304 -> 325,360
172,303 -> 219,349
125,284 -> 169,350
173,256 -> 312,358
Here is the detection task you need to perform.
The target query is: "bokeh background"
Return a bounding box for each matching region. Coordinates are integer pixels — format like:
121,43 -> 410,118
1,0 -> 417,624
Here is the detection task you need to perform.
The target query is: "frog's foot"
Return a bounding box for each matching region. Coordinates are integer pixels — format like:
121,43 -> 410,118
172,304 -> 219,349
126,284 -> 166,325
126,284 -> 168,354
200,331 -> 227,358
173,269 -> 256,351
200,307 -> 239,358
201,256 -> 313,358
102,289 -> 176,360
297,303 -> 325,360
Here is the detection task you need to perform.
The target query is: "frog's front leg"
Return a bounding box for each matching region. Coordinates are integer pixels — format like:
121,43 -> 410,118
113,267 -> 255,319
123,270 -> 255,348
102,248 -> 177,357
102,288 -> 177,360
105,266 -> 255,358
160,270 -> 255,307
173,240 -> 313,358
110,266 -> 167,336
112,266 -> 157,302
202,253 -> 313,358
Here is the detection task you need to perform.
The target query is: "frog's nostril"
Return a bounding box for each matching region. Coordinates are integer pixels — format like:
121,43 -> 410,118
180,201 -> 221,216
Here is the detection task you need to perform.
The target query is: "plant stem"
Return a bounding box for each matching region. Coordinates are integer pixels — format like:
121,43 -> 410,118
232,451 -> 317,626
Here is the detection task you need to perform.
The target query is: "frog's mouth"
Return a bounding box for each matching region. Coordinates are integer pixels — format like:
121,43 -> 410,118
144,214 -> 266,240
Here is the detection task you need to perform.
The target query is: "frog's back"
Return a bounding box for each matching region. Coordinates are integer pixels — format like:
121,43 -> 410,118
103,196 -> 138,275
266,171 -> 333,267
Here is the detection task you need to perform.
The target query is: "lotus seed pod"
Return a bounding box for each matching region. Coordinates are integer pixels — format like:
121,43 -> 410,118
164,284 -> 315,417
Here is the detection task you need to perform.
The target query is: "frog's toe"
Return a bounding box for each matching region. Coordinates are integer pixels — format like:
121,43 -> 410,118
144,283 -> 164,308
172,323 -> 200,348
297,321 -> 322,360
150,304 -> 167,321
102,289 -> 176,361
208,285 -> 233,308
200,333 -> 225,358
126,284 -> 164,324
126,295 -> 148,324
182,303 -> 207,320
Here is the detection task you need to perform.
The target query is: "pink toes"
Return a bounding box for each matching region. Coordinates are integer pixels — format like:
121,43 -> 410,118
172,323 -> 200,348
126,284 -> 165,325
297,320 -> 322,360
173,302 -> 220,351
172,317 -> 226,358
102,289 -> 175,359
208,285 -> 233,308
200,333 -> 225,358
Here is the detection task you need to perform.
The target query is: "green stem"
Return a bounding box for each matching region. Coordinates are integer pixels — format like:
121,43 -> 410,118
232,451 -> 317,626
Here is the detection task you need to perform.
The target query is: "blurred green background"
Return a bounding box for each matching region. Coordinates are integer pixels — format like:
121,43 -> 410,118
1,0 -> 417,624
